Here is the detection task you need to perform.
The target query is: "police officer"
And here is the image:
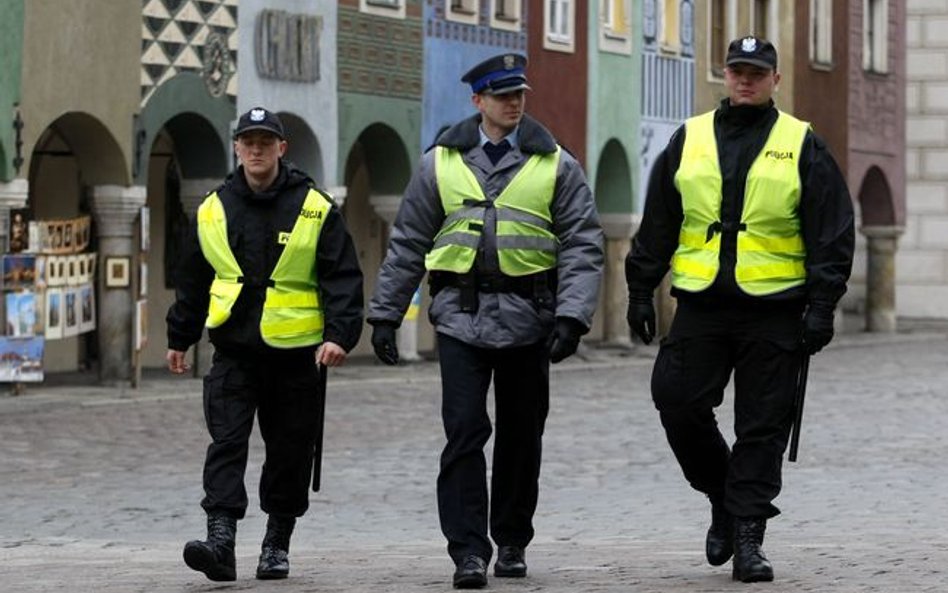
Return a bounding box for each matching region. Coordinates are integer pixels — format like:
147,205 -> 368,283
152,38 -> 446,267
368,54 -> 603,588
626,37 -> 855,582
166,107 -> 364,582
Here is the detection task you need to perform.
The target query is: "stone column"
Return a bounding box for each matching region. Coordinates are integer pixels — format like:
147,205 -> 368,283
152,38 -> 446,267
91,185 -> 147,384
370,194 -> 420,361
0,178 -> 29,251
178,178 -> 220,218
862,225 -> 903,333
600,213 -> 637,347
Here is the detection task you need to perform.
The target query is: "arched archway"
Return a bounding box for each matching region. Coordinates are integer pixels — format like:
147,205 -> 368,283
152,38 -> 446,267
857,166 -> 896,227
279,112 -> 324,185
856,166 -> 901,333
593,138 -> 636,345
595,139 -> 634,214
342,123 -> 414,356
139,110 -> 230,369
27,112 -> 128,376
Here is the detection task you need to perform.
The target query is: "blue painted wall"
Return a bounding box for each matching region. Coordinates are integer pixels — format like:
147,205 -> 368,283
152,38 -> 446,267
422,2 -> 527,150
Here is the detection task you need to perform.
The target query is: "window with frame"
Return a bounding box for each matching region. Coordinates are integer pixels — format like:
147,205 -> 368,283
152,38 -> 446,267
863,0 -> 888,73
810,0 -> 832,66
545,0 -> 574,51
361,0 -> 406,19
600,0 -> 631,54
660,0 -> 680,52
447,0 -> 478,25
491,0 -> 521,32
709,0 -> 726,76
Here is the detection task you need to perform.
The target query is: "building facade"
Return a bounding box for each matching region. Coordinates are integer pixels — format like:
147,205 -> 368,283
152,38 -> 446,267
903,0 -> 948,322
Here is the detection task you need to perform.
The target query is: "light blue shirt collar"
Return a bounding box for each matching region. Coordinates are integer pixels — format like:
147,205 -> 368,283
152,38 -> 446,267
479,126 -> 519,149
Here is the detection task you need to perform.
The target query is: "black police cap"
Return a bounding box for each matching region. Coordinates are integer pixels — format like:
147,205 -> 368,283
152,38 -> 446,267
233,107 -> 285,140
726,36 -> 778,70
461,53 -> 530,95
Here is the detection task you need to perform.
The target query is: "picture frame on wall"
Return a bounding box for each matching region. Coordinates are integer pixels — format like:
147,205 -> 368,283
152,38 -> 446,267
63,288 -> 79,337
104,257 -> 131,288
79,283 -> 96,334
5,291 -> 37,337
2,254 -> 37,290
140,206 -> 150,253
45,288 -> 63,340
0,336 -> 45,382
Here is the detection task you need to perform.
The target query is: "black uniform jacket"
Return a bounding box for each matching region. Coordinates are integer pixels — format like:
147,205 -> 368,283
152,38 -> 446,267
166,162 -> 364,358
626,99 -> 855,310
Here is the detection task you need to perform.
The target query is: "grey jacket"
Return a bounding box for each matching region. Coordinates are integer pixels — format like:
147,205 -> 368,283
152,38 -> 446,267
368,113 -> 604,348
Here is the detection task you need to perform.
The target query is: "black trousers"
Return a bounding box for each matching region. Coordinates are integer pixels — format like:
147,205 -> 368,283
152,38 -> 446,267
651,299 -> 804,519
200,349 -> 322,520
436,334 -> 550,564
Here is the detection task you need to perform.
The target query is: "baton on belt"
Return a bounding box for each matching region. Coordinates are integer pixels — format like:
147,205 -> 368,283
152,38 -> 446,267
787,352 -> 810,463
311,363 -> 328,492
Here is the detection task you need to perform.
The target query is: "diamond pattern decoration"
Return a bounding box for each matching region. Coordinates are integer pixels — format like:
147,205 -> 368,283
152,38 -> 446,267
140,0 -> 238,106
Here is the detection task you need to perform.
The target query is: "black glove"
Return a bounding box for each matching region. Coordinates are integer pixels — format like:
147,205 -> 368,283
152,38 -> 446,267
802,302 -> 835,355
627,290 -> 656,345
548,317 -> 584,364
370,322 -> 399,366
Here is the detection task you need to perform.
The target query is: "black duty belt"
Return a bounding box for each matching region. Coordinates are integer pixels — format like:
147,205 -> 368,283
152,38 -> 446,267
429,271 -> 551,296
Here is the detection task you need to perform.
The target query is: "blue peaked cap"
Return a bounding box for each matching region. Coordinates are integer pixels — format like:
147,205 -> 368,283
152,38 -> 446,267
461,53 -> 530,95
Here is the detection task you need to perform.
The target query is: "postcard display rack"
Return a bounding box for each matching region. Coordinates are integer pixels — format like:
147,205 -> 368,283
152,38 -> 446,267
1,211 -> 97,384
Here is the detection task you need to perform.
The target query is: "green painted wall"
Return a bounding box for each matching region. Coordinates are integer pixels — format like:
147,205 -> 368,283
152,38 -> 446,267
587,13 -> 642,215
135,73 -> 234,185
0,0 -> 24,181
338,92 -> 421,186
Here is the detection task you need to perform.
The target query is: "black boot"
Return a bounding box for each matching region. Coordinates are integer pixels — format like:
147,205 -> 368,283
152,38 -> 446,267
494,545 -> 527,577
256,515 -> 296,580
706,498 -> 734,566
183,512 -> 237,581
732,517 -> 774,582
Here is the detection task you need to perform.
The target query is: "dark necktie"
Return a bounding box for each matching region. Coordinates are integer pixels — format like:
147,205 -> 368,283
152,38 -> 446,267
483,139 -> 511,165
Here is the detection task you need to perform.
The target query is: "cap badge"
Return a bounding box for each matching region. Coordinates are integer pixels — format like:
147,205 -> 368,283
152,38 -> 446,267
503,54 -> 515,70
250,108 -> 266,122
741,37 -> 757,53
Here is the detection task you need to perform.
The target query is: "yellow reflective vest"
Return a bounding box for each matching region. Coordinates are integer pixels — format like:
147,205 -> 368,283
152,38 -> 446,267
425,145 -> 560,277
196,189 -> 330,348
672,110 -> 810,296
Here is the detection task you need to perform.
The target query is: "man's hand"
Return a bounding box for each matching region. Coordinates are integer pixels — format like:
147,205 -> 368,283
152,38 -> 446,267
548,317 -> 584,364
316,342 -> 347,368
627,291 -> 656,345
371,322 -> 399,366
802,303 -> 835,355
166,349 -> 190,374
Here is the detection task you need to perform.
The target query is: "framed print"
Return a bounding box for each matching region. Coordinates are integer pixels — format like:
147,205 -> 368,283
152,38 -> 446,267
45,288 -> 63,340
9,208 -> 30,253
34,256 -> 48,290
66,255 -> 80,286
3,254 -> 37,290
105,257 -> 131,288
140,206 -> 150,252
73,216 -> 91,252
5,291 -> 37,337
86,253 -> 97,281
134,299 -> 148,352
0,336 -> 45,382
79,283 -> 96,333
64,288 -> 79,337
139,262 -> 148,297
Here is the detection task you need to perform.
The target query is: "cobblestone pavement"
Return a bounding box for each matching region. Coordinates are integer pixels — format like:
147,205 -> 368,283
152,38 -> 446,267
1,332 -> 947,592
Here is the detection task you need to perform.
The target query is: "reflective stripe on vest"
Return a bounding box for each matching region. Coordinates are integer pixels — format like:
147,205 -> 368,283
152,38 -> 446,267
671,110 -> 809,296
196,189 -> 330,348
426,145 -> 560,276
